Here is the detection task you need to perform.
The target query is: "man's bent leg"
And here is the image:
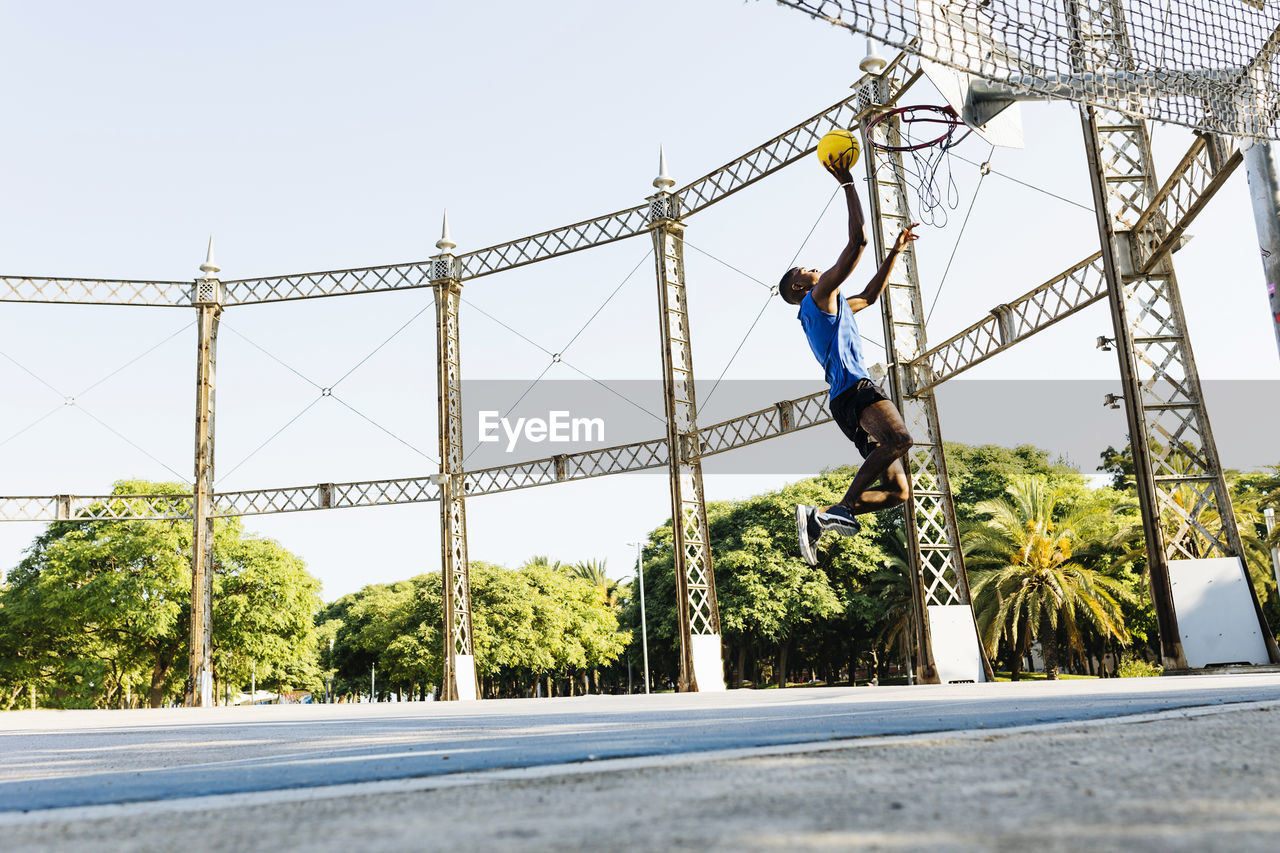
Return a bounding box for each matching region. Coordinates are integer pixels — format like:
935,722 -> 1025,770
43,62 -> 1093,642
830,401 -> 912,515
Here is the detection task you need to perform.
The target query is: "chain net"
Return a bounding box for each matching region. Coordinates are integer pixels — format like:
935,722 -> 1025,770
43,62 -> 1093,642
771,0 -> 1280,140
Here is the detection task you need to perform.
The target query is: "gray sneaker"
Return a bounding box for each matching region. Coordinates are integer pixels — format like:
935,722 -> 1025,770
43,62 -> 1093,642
817,505 -> 862,537
795,504 -> 822,565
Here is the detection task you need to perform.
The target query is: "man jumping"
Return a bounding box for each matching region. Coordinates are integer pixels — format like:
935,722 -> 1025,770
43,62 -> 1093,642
778,157 -> 918,566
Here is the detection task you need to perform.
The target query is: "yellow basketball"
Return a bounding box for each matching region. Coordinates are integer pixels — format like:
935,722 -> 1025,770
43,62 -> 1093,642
816,129 -> 860,169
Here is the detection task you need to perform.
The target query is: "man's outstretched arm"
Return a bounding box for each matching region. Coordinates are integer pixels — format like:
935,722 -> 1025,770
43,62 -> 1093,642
810,163 -> 867,314
846,223 -> 918,315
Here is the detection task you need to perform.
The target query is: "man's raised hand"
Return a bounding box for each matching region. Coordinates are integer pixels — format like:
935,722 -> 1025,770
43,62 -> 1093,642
893,222 -> 920,253
824,160 -> 855,185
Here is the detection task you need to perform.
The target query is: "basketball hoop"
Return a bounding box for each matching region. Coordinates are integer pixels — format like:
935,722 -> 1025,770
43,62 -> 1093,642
866,105 -> 968,152
864,105 -> 974,227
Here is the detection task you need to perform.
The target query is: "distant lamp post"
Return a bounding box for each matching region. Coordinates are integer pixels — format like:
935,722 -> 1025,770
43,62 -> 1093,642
371,664 -> 376,703
626,541 -> 651,695
1265,508 -> 1280,595
327,637 -> 334,704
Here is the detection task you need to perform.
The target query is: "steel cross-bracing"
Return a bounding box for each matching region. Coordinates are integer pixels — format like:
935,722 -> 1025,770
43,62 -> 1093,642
1072,0 -> 1279,668
0,276 -> 193,307
0,494 -> 192,522
906,126 -> 1244,393
907,253 -> 1108,394
649,191 -> 722,693
862,102 -> 992,685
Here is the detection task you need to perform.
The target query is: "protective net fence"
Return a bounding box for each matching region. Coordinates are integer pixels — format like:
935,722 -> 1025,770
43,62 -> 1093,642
771,0 -> 1280,140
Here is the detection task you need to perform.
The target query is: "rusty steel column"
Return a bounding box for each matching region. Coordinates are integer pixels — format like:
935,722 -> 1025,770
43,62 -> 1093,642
647,152 -> 724,692
860,100 -> 992,685
432,216 -> 477,701
1071,0 -> 1279,668
187,240 -> 221,708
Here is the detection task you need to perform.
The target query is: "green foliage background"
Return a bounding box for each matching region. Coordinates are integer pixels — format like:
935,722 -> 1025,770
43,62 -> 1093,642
3,446 -> 1277,706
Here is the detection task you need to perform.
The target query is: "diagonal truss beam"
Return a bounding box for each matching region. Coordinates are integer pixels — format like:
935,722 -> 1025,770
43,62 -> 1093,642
212,478 -> 440,518
906,132 -> 1241,393
0,392 -> 834,521
1131,136 -> 1242,273
0,495 -> 192,521
0,276 -> 192,307
221,263 -> 434,307
907,253 -> 1107,394
677,52 -> 920,217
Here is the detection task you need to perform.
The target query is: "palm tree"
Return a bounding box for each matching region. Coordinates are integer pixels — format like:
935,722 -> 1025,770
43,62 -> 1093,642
571,559 -> 619,610
570,559 -> 609,589
522,555 -> 566,572
965,476 -> 1135,679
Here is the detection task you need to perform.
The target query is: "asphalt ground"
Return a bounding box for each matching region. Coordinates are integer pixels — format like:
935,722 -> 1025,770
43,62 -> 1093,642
2,674 -> 1280,812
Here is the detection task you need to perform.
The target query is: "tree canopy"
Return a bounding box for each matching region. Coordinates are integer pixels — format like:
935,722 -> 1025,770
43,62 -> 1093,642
0,480 -> 321,709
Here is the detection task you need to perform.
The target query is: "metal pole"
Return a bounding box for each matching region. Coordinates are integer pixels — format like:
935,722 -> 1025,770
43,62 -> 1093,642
630,541 -> 651,695
647,151 -> 723,692
1266,508 -> 1280,597
1243,141 -> 1280,359
432,215 -> 477,701
251,661 -> 255,701
371,664 -> 376,703
187,240 -> 221,708
327,637 -> 334,704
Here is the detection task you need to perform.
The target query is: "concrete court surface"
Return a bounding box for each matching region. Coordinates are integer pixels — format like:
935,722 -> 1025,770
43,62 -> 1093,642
2,675 -> 1279,851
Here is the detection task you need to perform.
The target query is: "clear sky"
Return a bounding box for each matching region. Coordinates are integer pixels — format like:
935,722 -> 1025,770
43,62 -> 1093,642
1,1 -> 1276,600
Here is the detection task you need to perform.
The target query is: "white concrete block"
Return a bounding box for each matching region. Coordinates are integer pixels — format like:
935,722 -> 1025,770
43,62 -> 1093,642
927,605 -> 987,683
691,634 -> 726,691
1168,557 -> 1269,668
454,654 -> 479,701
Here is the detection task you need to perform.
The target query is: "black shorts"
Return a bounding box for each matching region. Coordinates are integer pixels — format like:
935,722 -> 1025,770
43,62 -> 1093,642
830,378 -> 891,459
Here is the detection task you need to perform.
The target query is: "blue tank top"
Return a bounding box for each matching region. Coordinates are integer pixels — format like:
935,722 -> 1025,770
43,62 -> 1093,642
798,291 -> 868,403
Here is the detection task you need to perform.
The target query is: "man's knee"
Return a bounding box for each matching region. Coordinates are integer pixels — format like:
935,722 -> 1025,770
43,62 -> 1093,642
892,477 -> 913,502
884,430 -> 912,457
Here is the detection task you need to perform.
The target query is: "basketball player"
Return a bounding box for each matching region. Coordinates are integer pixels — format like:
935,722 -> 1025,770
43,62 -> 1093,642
777,156 -> 918,565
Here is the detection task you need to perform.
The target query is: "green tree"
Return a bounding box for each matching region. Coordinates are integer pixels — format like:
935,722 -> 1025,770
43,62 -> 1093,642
622,468 -> 890,689
0,480 -> 320,708
322,562 -> 629,700
945,443 -> 1080,524
966,476 -> 1135,679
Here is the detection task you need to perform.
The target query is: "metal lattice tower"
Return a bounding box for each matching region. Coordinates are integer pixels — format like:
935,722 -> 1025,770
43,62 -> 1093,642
432,221 -> 478,701
187,241 -> 221,708
648,163 -> 723,692
862,109 -> 991,685
1072,0 -> 1279,667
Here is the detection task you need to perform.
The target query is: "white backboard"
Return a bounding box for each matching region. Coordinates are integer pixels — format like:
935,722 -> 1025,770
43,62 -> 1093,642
917,0 -> 1025,149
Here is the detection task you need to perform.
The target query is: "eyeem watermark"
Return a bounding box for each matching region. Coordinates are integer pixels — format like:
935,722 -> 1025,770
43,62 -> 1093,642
478,410 -> 606,452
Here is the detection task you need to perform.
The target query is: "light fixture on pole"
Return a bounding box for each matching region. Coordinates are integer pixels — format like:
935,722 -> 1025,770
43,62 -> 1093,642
626,541 -> 651,695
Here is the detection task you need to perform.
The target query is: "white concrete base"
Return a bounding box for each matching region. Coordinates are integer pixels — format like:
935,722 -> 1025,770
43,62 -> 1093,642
691,634 -> 726,691
453,654 -> 479,701
927,605 -> 987,683
1169,557 -> 1270,668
